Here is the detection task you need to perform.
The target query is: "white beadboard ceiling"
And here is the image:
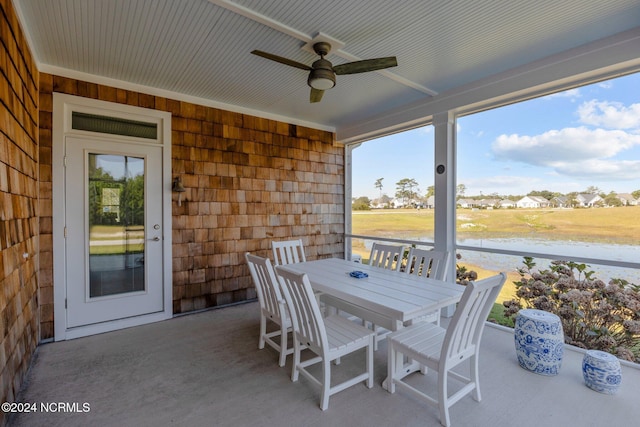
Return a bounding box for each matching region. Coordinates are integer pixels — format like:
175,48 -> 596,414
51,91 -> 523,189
13,0 -> 640,141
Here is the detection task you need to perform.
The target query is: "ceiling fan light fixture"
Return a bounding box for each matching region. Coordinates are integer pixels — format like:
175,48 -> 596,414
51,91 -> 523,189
308,68 -> 335,90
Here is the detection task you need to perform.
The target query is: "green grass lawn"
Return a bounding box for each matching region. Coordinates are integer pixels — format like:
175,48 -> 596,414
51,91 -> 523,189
353,206 -> 640,244
488,303 -> 514,327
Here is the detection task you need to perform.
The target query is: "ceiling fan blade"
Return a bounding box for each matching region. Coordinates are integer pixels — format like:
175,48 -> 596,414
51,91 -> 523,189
251,50 -> 311,71
310,88 -> 324,103
333,57 -> 397,75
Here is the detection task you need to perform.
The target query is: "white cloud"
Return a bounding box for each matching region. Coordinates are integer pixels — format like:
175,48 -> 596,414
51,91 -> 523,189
491,127 -> 640,180
493,127 -> 640,161
577,100 -> 640,129
598,81 -> 613,89
549,159 -> 640,180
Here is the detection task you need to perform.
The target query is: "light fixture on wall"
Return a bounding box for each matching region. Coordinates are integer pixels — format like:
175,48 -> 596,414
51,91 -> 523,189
172,176 -> 186,206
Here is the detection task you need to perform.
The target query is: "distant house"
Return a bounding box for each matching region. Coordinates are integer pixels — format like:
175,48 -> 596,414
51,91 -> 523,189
408,198 -> 422,208
457,198 -> 478,208
371,199 -> 389,209
425,195 -> 435,209
576,193 -> 603,207
391,198 -> 404,208
499,199 -> 516,208
478,198 -> 500,209
551,196 -> 569,208
616,193 -> 638,206
516,195 -> 550,208
390,197 -> 421,208
371,194 -> 392,209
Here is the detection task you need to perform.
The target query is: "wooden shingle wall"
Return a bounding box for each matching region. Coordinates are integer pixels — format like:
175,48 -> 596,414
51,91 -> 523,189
38,78 -> 344,329
0,0 -> 40,422
170,110 -> 344,313
3,0 -> 343,417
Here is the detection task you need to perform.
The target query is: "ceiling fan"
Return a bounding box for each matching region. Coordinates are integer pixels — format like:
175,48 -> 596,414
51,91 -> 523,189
251,42 -> 397,103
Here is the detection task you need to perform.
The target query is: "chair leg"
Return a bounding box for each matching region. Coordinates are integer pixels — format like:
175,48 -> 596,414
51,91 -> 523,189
366,337 -> 374,388
471,354 -> 481,401
320,358 -> 331,410
438,369 -> 450,427
291,341 -> 301,382
278,326 -> 288,367
373,324 -> 380,351
259,315 -> 266,349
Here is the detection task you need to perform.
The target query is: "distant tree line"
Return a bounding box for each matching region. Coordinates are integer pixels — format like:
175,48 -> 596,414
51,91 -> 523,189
352,178 -> 640,209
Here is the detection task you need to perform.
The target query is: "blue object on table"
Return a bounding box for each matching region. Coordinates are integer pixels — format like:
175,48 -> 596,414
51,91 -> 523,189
349,271 -> 368,278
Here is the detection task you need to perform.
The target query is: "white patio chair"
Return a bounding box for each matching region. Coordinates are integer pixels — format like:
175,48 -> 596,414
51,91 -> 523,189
366,242 -> 405,348
368,242 -> 405,271
275,266 -> 375,411
271,238 -> 328,312
245,253 -> 294,367
404,247 -> 450,325
387,272 -> 506,427
272,239 -> 306,266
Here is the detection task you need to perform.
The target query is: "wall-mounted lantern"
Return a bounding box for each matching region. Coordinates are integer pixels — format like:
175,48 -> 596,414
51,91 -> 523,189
172,176 -> 186,206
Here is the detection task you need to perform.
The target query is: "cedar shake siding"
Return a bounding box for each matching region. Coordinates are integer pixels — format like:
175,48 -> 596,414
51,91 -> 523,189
2,1 -> 344,418
38,75 -> 343,320
0,0 -> 40,422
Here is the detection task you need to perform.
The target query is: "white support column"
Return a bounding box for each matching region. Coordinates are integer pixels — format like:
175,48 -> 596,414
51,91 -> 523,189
344,143 -> 361,260
433,112 -> 457,315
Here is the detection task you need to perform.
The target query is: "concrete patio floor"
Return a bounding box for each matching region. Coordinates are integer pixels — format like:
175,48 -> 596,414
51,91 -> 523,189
9,301 -> 640,427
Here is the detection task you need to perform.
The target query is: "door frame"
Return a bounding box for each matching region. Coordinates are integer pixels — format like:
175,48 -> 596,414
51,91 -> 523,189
53,93 -> 173,340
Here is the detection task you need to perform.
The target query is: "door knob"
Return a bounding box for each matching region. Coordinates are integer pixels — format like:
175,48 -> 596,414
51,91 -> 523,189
148,237 -> 160,241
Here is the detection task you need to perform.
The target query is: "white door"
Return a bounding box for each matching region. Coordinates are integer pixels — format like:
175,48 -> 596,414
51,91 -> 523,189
65,136 -> 164,328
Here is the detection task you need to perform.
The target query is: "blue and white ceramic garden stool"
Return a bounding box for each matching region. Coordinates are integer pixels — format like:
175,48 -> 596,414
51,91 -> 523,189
514,309 -> 564,376
582,350 -> 622,394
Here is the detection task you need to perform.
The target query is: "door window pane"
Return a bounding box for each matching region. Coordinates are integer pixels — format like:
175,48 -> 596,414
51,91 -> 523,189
88,154 -> 145,297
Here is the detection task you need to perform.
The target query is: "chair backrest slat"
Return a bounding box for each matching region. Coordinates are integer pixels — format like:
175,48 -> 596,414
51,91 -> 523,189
275,266 -> 327,354
272,239 -> 307,266
245,253 -> 285,319
405,247 -> 449,280
442,273 -> 506,361
368,242 -> 405,271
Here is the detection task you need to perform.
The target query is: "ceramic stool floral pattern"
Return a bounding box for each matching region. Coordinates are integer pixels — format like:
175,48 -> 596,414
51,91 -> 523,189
582,350 -> 622,394
514,309 -> 564,375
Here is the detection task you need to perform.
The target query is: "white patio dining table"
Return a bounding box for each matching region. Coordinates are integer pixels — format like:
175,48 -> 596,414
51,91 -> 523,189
276,257 -> 465,387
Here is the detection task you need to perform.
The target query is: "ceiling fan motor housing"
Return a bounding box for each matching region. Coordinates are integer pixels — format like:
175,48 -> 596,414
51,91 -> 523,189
308,58 -> 336,89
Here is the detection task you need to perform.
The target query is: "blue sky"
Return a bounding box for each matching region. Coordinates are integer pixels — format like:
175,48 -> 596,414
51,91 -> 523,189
352,72 -> 640,200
